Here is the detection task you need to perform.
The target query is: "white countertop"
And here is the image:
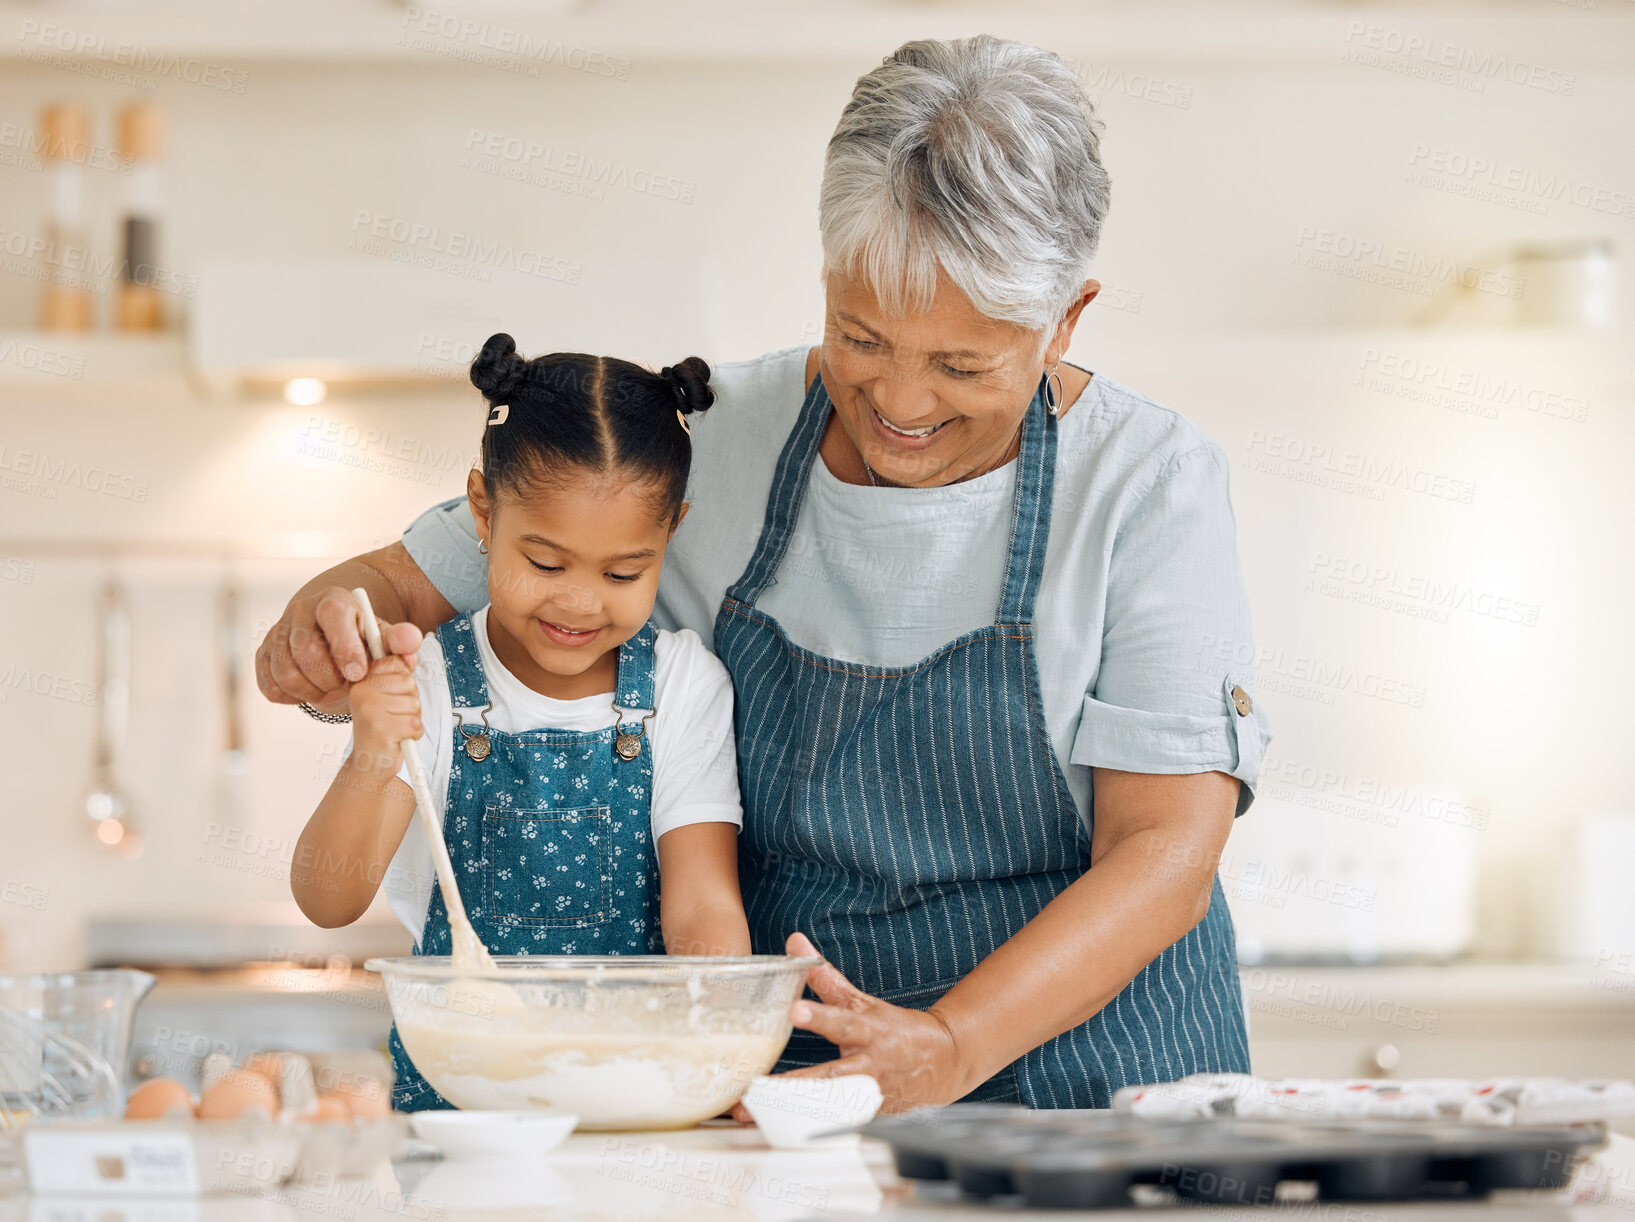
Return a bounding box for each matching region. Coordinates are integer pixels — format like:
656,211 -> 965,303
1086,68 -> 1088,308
6,1124 -> 1632,1221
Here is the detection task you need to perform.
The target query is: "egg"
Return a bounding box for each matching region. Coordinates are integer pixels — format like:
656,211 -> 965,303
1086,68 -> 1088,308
327,1076 -> 390,1119
243,1052 -> 285,1087
196,1069 -> 280,1121
306,1092 -> 352,1124
124,1077 -> 195,1121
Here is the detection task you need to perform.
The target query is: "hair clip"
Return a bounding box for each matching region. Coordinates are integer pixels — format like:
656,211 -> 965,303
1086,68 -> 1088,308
487,404 -> 510,427
675,408 -> 691,436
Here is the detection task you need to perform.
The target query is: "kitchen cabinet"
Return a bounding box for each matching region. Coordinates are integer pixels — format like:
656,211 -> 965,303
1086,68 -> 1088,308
1244,963 -> 1635,1081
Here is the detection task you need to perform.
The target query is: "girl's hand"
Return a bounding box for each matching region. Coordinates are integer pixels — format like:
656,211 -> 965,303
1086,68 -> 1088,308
731,932 -> 975,1121
347,655 -> 423,775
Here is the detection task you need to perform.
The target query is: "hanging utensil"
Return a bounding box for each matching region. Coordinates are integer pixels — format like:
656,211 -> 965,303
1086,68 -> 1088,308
84,580 -> 141,857
216,577 -> 248,828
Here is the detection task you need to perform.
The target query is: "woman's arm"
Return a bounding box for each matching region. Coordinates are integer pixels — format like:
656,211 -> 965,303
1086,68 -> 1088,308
655,823 -> 751,956
291,654 -> 422,927
930,767 -> 1235,1092
770,768 -> 1236,1111
256,542 -> 452,712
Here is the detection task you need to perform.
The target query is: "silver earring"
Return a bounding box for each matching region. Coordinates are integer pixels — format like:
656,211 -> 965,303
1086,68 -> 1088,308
478,538 -> 489,555
1044,363 -> 1064,416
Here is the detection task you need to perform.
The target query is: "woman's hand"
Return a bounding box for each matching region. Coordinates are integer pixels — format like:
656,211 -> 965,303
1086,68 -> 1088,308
258,584 -> 424,709
347,655 -> 423,775
256,543 -> 441,710
732,932 -> 975,1120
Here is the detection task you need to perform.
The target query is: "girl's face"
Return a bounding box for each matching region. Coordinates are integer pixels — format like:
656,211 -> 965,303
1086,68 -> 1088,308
469,468 -> 681,696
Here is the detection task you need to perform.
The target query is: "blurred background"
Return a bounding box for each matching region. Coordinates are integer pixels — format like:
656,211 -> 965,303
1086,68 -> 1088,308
1,0 -> 1632,1087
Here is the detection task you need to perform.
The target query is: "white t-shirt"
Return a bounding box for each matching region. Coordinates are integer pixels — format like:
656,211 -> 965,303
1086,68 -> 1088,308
405,346 -> 1274,830
346,606 -> 742,942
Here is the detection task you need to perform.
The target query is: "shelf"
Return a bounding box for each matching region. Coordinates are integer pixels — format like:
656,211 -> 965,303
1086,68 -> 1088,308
0,534 -> 400,559
0,330 -> 186,385
2,325 -> 1626,391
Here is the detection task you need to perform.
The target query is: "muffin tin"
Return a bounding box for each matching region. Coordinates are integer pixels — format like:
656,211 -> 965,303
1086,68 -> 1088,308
862,1105 -> 1605,1209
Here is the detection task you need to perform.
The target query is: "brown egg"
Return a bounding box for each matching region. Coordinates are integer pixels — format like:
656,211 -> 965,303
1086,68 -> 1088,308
243,1052 -> 284,1088
307,1092 -> 352,1124
197,1069 -> 279,1121
124,1077 -> 195,1121
328,1076 -> 389,1119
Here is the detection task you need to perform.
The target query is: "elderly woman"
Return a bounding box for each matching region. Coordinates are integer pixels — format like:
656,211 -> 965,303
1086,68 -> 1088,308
258,35 -> 1273,1111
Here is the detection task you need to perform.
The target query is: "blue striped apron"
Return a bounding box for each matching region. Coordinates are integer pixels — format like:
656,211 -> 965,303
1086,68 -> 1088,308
714,374 -> 1249,1108
388,613 -> 664,1111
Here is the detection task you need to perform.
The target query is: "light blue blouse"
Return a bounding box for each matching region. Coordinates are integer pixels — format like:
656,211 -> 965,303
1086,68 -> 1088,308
403,345 -> 1274,825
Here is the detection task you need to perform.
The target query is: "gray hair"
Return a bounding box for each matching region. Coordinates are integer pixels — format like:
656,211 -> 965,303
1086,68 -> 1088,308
819,36 -> 1111,337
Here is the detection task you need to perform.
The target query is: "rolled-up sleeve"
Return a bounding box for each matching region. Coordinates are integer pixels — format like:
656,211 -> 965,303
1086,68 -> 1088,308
1069,442 -> 1273,816
401,497 -> 489,616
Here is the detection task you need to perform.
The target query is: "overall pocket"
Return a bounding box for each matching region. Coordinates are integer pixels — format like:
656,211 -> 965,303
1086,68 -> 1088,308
483,805 -> 610,926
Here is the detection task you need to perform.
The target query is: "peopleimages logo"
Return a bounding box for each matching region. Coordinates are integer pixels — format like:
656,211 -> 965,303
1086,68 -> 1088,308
0,122 -> 129,174
1357,349 -> 1591,425
1196,634 -> 1428,709
1341,22 -> 1576,96
1407,144 -> 1635,220
1307,552 -> 1541,627
15,20 -> 250,92
1243,431 -> 1477,505
348,210 -> 581,285
0,445 -> 150,502
398,7 -> 631,80
1292,226 -> 1524,300
0,335 -> 85,379
461,128 -> 696,204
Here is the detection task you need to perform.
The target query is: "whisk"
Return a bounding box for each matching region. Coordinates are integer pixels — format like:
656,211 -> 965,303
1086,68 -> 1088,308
0,1006 -> 121,1130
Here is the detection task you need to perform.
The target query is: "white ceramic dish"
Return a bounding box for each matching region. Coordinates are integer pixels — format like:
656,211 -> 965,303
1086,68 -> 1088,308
409,1110 -> 578,1160
740,1074 -> 883,1149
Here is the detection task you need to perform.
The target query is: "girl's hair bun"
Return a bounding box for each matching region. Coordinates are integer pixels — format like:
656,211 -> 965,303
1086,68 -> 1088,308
661,356 -> 715,416
470,332 -> 528,403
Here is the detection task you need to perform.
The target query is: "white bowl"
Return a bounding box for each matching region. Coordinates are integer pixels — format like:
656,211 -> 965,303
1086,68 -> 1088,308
409,1110 -> 577,1160
740,1074 -> 883,1148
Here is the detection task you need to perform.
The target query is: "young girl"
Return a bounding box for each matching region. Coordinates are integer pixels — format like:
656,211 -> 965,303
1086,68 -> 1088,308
291,333 -> 751,1111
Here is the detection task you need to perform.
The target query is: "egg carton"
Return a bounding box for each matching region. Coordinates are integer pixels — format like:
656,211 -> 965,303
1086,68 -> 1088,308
13,1114 -> 408,1196
863,1106 -> 1607,1209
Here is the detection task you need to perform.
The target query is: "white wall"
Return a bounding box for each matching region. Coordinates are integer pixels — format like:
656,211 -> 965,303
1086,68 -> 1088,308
1,6 -> 1632,970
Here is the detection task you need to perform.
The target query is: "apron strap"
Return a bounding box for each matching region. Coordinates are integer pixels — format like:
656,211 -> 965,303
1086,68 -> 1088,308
724,372 -> 831,606
612,619 -> 659,726
726,371 -> 1059,627
997,376 -> 1058,625
438,613 -> 494,710
441,612 -> 659,726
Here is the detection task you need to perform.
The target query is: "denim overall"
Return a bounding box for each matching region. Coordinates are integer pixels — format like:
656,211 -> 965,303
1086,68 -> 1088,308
714,375 -> 1250,1109
388,613 -> 663,1111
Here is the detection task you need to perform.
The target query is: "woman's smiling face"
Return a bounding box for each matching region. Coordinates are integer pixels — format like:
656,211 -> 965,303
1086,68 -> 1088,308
820,267 -> 1091,487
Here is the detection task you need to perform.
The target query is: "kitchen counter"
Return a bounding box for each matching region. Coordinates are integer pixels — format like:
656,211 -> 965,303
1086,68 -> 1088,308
1244,962 -> 1635,1081
117,959 -> 1635,1092
5,1124 -> 1632,1221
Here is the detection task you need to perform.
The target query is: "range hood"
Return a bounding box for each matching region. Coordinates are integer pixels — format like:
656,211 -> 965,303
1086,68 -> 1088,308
189,253 -> 705,396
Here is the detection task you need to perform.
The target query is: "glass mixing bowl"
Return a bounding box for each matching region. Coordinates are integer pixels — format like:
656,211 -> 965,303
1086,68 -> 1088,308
364,955 -> 819,1130
0,969 -> 155,1122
